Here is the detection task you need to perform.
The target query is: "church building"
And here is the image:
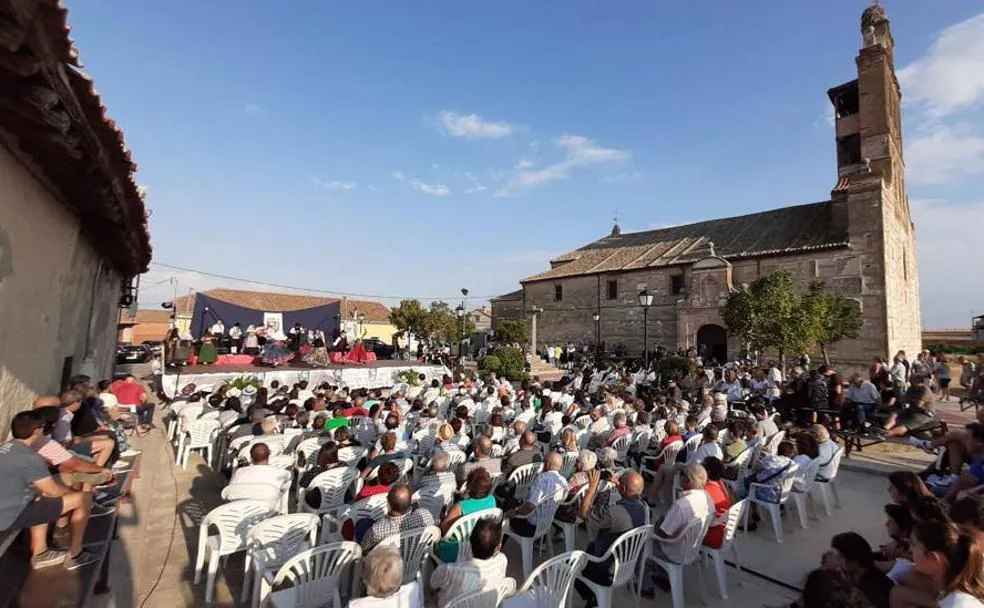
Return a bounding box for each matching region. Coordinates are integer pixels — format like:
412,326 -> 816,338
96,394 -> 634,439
494,5 -> 921,368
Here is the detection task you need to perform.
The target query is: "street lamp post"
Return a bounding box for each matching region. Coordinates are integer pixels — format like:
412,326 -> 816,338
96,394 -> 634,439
592,311 -> 601,356
455,304 -> 466,374
637,289 -> 654,368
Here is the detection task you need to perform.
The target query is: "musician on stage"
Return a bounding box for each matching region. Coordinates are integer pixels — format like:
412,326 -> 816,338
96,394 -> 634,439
228,322 -> 243,354
288,322 -> 305,351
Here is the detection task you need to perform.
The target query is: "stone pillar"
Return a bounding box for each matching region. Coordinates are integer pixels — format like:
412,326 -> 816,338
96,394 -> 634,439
530,312 -> 538,358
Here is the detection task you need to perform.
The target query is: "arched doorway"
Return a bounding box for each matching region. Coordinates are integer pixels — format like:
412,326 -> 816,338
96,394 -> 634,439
696,324 -> 728,364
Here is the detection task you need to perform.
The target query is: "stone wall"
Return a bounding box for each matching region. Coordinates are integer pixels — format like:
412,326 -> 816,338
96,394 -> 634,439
490,296 -> 524,329
0,144 -> 122,437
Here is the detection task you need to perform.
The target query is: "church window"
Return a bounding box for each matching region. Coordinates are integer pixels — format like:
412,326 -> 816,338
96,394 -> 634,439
670,274 -> 685,296
837,134 -> 862,168
606,280 -> 618,300
554,284 -> 563,302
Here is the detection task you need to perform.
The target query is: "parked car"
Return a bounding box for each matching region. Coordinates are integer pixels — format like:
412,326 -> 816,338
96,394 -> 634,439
117,343 -> 151,364
363,338 -> 395,360
141,340 -> 164,355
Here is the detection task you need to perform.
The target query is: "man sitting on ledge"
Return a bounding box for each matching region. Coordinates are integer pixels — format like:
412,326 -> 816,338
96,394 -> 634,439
0,411 -> 100,570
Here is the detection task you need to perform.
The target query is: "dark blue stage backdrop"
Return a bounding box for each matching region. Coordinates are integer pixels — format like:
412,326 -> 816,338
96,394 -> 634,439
190,293 -> 341,337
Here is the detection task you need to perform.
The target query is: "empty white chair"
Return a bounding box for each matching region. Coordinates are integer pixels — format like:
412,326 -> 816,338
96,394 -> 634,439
553,485 -> 589,553
268,542 -> 362,608
179,418 -> 220,470
515,550 -> 586,606
243,513 -> 319,608
436,509 -> 503,564
503,491 -> 564,578
194,500 -> 275,604
576,525 -> 652,608
446,577 -> 516,608
507,463 -> 543,502
747,462 -> 800,543
377,525 -> 442,585
700,499 -> 748,600
814,446 -> 844,516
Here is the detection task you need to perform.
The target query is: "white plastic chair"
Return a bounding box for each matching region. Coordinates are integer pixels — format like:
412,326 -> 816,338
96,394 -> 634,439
577,524 -> 652,608
323,494 -> 389,542
763,430 -> 786,456
299,466 -> 358,517
267,542 -> 362,608
294,437 -> 331,473
641,440 -> 683,479
504,489 -> 565,578
413,487 -> 453,520
722,446 -> 756,495
446,577 -> 516,608
747,462 -> 800,543
814,446 -> 844,516
242,513 -> 319,608
790,457 -> 823,529
611,435 -> 632,464
560,452 -> 579,478
638,520 -> 707,608
700,499 -> 748,600
516,550 -> 586,606
552,485 -> 589,553
337,445 -> 368,466
437,508 -> 503,563
179,419 -> 220,470
507,463 -> 543,502
194,500 -> 276,604
683,433 -> 703,460
377,525 -> 442,585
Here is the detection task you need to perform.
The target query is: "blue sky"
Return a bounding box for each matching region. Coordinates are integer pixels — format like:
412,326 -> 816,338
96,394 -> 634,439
66,1 -> 984,328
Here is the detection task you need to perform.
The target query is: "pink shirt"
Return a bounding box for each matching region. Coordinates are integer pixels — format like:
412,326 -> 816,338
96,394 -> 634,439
32,437 -> 72,467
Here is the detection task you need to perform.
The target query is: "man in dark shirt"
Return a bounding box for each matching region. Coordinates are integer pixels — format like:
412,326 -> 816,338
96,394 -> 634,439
883,375 -> 937,438
495,432 -> 542,508
574,469 -> 648,606
823,532 -> 893,608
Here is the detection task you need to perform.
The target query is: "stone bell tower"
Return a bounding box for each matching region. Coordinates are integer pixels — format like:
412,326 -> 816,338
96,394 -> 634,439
827,3 -> 921,362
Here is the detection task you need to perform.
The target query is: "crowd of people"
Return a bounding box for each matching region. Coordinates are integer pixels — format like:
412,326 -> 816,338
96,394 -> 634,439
0,374 -> 143,571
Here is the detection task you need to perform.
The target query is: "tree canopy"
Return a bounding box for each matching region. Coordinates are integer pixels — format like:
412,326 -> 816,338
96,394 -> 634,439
389,299 -> 475,342
494,319 -> 529,343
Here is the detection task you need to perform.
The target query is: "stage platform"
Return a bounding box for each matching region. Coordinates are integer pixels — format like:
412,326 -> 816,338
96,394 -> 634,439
160,360 -> 450,398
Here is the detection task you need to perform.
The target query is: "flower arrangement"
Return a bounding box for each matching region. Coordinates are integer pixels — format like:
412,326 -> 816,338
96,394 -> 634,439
228,375 -> 262,390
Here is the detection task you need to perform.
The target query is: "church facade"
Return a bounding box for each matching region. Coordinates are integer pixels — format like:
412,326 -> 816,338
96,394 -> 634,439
497,5 -> 921,368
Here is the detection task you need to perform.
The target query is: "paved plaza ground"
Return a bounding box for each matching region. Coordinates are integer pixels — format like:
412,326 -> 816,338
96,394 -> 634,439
87,368 -> 975,607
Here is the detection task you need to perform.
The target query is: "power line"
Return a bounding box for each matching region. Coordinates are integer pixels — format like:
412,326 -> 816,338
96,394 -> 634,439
147,262 -> 500,302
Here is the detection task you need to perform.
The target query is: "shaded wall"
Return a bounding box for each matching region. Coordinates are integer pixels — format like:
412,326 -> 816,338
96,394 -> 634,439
0,145 -> 122,437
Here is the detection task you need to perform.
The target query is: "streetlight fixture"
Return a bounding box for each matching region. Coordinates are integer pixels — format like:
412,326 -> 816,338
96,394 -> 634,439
455,304 -> 466,371
638,289 -> 654,368
592,311 -> 601,355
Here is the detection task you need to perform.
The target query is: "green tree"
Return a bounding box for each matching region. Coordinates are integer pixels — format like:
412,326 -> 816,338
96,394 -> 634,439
494,319 -> 529,344
425,301 -> 475,343
389,299 -> 430,340
801,281 -> 863,365
722,272 -> 815,369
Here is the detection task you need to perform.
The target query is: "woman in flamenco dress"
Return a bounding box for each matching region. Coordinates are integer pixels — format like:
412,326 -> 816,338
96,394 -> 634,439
303,329 -> 330,366
260,330 -> 295,367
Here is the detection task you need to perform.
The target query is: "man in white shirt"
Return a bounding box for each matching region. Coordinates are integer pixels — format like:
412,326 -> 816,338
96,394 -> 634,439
649,426 -> 723,505
210,320 -> 225,336
640,463 -> 714,596
505,452 -> 568,537
221,443 -> 290,511
845,373 -> 882,426
430,517 -> 508,607
515,401 -> 537,426
813,424 -> 840,481
228,322 -> 243,353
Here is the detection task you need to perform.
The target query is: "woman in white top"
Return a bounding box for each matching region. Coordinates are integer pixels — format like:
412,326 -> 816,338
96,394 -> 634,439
350,544 -> 423,608
907,519 -> 984,608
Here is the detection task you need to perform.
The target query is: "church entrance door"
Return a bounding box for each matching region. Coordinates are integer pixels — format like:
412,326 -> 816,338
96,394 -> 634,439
697,324 -> 728,364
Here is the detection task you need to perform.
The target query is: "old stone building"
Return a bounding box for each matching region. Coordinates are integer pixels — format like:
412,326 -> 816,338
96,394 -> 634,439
495,5 -> 921,368
0,1 -> 152,432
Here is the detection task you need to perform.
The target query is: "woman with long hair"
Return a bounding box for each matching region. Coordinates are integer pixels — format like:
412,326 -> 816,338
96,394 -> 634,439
900,520 -> 984,607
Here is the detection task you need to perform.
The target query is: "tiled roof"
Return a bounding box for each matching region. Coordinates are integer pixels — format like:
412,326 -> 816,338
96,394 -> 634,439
523,201 -> 849,283
0,0 -> 151,275
120,309 -> 172,324
173,289 -> 391,323
491,289 -> 524,301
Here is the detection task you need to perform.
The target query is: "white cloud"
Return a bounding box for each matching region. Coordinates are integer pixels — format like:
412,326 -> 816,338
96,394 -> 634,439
391,171 -> 406,180
368,185 -> 379,192
911,199 -> 984,328
898,13 -> 984,118
465,186 -> 488,194
408,179 -> 450,196
310,177 -> 357,191
436,110 -> 515,139
496,134 -> 631,196
906,123 -> 984,184
243,103 -> 263,116
515,159 -> 534,169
